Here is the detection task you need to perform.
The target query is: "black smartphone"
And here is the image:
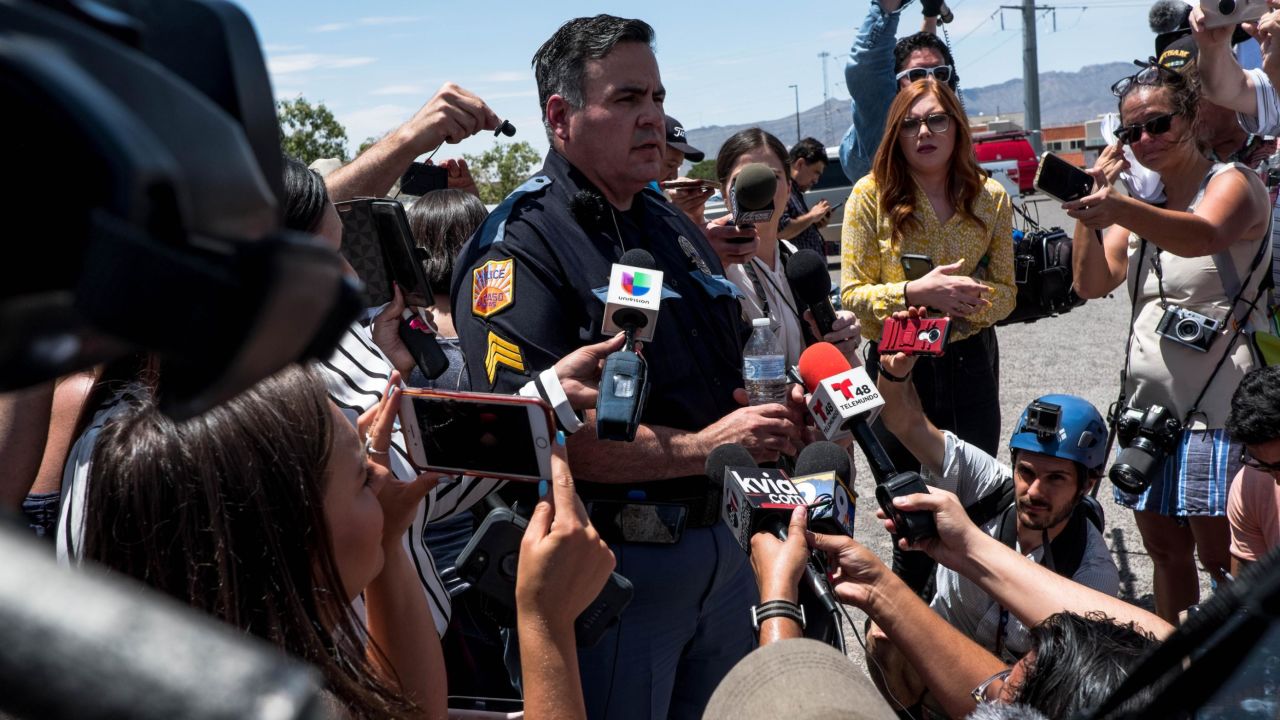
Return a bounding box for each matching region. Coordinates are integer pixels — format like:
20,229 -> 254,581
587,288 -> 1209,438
1034,153 -> 1094,203
900,253 -> 934,281
335,198 -> 434,308
398,162 -> 449,196
455,507 -> 635,647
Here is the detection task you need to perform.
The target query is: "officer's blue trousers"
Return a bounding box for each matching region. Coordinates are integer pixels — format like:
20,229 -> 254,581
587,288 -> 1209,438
505,522 -> 759,718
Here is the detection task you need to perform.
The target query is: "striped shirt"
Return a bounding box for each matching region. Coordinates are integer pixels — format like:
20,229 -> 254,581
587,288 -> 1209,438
56,388 -> 134,564
924,431 -> 1120,659
317,319 -> 505,635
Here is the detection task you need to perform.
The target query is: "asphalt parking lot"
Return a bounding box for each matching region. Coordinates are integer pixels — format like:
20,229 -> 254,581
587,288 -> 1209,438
834,194 -> 1213,667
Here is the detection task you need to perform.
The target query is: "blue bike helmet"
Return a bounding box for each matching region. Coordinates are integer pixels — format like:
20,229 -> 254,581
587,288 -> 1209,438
1009,394 -> 1108,474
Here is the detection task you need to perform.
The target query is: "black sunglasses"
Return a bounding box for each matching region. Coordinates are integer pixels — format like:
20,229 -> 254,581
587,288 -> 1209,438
1241,447 -> 1280,473
1111,58 -> 1181,97
901,113 -> 950,136
1115,113 -> 1176,145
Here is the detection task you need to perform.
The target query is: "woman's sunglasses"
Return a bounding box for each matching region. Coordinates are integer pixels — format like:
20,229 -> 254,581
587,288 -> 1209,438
901,113 -> 950,137
895,65 -> 953,84
1241,447 -> 1280,474
1110,60 -> 1180,97
1114,113 -> 1176,145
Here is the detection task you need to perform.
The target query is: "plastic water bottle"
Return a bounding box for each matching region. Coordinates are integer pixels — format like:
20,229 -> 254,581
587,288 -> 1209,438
743,317 -> 788,405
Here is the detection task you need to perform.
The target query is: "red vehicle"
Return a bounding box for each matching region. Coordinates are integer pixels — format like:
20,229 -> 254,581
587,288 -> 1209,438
973,131 -> 1038,196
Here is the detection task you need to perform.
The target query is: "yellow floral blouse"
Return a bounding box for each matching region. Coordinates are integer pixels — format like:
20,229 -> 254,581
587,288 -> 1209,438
839,174 -> 1016,342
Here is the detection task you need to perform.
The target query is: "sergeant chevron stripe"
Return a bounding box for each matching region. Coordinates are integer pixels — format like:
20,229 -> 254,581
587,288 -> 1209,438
485,331 -> 525,384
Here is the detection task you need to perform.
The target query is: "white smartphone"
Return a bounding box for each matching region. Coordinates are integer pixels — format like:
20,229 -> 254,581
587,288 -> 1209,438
399,388 -> 554,481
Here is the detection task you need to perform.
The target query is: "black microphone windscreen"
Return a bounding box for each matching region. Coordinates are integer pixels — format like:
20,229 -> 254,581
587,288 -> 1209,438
733,163 -> 777,211
705,443 -> 757,481
794,441 -> 852,485
1149,0 -> 1190,34
619,248 -> 657,269
785,249 -> 833,304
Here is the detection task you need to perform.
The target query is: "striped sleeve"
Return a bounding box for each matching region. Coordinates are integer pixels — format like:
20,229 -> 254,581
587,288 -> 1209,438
56,390 -> 134,564
1239,68 -> 1280,136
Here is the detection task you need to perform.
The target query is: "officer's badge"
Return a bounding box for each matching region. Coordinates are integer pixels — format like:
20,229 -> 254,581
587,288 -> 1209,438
485,331 -> 525,385
677,235 -> 712,274
472,258 -> 514,318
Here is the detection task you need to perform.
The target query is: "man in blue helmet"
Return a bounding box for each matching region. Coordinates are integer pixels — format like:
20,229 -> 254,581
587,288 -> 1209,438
862,309 -> 1120,709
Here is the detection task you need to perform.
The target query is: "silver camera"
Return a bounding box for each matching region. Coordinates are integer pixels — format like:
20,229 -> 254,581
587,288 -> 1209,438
1200,0 -> 1267,28
1155,305 -> 1222,352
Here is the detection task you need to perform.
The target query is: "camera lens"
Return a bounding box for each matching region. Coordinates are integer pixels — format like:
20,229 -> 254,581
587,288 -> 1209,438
1175,318 -> 1203,342
1110,441 -> 1162,494
1219,0 -> 1236,13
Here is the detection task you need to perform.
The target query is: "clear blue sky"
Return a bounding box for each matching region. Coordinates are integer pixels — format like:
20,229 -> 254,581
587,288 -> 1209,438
232,0 -> 1160,160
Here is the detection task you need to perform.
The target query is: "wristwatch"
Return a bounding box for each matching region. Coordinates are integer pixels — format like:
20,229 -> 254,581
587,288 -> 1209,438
750,599 -> 806,632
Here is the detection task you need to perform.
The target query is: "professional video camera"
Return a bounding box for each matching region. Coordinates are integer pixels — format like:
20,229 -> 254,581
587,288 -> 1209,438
1,0 -> 360,419
1109,404 -> 1183,495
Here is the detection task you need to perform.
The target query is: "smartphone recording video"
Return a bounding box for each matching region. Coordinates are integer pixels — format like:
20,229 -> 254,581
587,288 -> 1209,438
1034,153 -> 1094,204
336,198 -> 434,308
399,389 -> 554,481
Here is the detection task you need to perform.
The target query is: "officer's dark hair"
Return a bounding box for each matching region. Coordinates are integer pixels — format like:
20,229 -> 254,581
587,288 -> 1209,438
406,189 -> 488,296
1226,365 -> 1280,445
532,15 -> 655,135
282,154 -> 330,233
715,128 -> 790,189
788,137 -> 827,168
894,32 -> 959,91
1010,612 -> 1159,718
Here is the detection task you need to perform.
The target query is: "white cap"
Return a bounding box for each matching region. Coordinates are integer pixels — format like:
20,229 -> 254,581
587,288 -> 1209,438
751,317 -> 771,328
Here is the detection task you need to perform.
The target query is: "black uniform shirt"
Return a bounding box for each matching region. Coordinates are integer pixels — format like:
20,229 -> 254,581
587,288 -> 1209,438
451,150 -> 748,498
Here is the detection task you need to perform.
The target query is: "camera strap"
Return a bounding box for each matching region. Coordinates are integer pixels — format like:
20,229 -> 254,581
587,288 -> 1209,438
1098,237 -> 1150,497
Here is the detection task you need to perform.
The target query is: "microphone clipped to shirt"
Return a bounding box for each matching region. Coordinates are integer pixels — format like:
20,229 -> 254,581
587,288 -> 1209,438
798,342 -> 937,543
595,248 -> 661,441
711,443 -> 840,616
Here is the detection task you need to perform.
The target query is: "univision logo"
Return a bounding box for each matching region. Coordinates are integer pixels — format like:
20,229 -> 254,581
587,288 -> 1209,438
621,271 -> 652,297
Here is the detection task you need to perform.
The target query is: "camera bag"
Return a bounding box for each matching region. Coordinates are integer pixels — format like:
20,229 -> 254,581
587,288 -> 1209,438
997,226 -> 1087,326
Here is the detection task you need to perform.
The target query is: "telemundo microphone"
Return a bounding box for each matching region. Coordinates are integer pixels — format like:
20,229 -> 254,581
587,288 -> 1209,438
728,162 -> 777,231
712,444 -> 840,616
798,343 -> 937,543
790,441 -> 856,537
596,248 -> 662,441
785,248 -> 838,338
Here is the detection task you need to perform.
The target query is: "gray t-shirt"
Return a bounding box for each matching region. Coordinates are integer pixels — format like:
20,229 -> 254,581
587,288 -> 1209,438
923,431 -> 1120,659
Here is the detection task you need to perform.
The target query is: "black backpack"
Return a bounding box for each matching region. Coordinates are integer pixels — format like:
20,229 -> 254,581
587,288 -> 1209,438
997,226 -> 1087,326
964,477 -> 1104,580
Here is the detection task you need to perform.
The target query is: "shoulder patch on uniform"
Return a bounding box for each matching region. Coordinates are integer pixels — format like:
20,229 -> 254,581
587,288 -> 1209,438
485,331 -> 525,385
472,258 -> 514,318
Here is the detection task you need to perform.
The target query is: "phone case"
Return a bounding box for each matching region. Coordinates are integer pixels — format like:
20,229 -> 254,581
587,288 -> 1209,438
336,199 -> 393,307
1034,154 -> 1093,204
880,316 -> 951,356
398,388 -> 554,481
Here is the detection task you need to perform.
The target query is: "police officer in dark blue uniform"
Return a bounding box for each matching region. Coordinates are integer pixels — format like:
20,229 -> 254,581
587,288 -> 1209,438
451,14 -> 805,720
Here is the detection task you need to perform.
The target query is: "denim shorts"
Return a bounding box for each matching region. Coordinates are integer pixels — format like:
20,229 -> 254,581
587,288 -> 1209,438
1114,428 -> 1241,517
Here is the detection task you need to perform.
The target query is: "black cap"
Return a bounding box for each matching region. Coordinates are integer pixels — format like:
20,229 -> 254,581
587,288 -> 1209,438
1158,33 -> 1197,71
665,115 -> 705,163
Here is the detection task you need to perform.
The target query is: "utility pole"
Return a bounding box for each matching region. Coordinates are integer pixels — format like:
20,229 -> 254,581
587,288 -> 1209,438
1022,0 -> 1042,154
788,84 -> 800,143
818,51 -> 832,144
999,2 -> 1054,154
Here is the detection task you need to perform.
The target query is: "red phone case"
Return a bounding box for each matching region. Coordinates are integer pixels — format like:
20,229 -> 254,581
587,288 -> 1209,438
880,316 -> 951,356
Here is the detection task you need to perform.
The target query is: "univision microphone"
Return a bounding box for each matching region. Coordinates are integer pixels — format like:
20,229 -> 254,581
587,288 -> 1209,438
596,248 -> 661,441
711,444 -> 839,616
728,162 -> 777,230
790,441 -> 856,537
785,248 -> 838,338
798,343 -> 936,543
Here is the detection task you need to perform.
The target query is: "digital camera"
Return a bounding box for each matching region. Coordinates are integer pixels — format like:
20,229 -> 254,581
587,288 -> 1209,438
1109,404 -> 1183,495
1200,0 -> 1267,28
1155,305 -> 1222,353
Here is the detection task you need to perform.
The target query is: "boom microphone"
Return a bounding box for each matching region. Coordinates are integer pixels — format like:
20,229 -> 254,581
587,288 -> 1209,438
798,343 -> 936,543
715,444 -> 839,616
729,162 -> 778,229
785,249 -> 838,338
1149,0 -> 1191,33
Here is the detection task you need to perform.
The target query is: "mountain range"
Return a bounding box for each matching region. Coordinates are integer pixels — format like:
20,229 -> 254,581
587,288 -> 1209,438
683,61 -> 1132,159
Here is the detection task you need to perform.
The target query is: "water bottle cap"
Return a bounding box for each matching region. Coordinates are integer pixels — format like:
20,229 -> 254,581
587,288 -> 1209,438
751,317 -> 771,328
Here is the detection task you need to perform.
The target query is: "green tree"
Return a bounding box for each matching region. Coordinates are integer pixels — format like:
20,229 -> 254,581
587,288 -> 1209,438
463,141 -> 542,204
277,97 -> 348,164
687,158 -> 717,181
357,136 -> 380,156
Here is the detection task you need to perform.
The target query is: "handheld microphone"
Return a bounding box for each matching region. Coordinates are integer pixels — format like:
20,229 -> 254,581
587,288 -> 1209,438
596,249 -> 659,441
798,343 -> 936,543
790,441 -> 856,537
729,162 -> 777,231
784,249 -> 837,338
715,444 -> 839,615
